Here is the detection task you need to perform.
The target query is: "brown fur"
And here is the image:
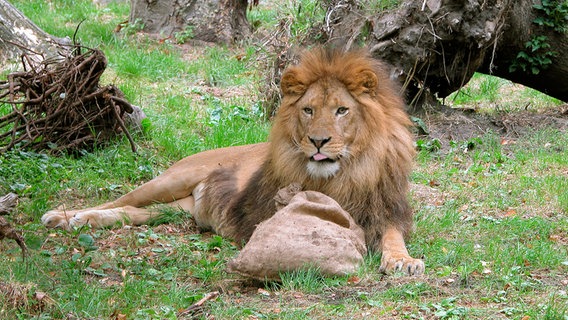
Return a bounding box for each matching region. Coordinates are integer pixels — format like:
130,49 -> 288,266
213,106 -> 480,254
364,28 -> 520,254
196,48 -> 415,251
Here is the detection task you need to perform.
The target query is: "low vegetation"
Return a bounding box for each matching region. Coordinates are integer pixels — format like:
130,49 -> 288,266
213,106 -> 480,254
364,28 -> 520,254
1,0 -> 567,319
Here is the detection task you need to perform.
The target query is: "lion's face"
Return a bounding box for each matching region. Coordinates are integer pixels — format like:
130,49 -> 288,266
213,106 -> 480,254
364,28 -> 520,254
269,47 -> 413,197
293,78 -> 361,178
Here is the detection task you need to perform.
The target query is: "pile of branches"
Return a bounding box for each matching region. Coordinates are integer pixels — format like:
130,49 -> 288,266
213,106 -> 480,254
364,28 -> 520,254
0,46 -> 136,154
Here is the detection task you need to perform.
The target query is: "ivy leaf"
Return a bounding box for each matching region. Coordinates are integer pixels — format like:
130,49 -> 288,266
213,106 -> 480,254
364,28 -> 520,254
517,51 -> 529,59
78,234 -> 98,252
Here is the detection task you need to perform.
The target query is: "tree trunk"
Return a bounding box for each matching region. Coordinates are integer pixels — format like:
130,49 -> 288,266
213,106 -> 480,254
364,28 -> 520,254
323,0 -> 568,109
130,0 -> 250,44
478,0 -> 568,101
0,0 -> 70,72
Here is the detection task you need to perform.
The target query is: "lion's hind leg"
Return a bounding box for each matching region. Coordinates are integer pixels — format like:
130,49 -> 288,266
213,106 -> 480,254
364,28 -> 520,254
41,193 -> 197,230
41,206 -> 161,230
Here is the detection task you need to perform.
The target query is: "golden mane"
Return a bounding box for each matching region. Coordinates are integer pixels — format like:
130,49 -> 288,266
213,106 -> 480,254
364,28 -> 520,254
259,47 -> 416,248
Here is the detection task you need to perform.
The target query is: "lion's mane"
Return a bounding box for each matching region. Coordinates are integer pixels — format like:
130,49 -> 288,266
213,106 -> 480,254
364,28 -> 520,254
202,48 -> 415,251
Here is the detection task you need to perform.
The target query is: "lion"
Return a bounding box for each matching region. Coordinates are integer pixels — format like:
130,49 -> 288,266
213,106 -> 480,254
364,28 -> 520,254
41,47 -> 424,275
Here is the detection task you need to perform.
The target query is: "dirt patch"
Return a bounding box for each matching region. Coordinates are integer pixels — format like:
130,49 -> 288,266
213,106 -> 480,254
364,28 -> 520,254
416,105 -> 568,152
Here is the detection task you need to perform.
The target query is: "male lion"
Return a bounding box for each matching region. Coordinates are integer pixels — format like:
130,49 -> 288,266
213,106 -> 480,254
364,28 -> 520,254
42,48 -> 424,275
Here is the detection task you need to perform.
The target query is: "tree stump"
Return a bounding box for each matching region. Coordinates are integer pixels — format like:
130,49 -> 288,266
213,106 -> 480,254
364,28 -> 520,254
0,0 -> 71,72
130,0 -> 251,44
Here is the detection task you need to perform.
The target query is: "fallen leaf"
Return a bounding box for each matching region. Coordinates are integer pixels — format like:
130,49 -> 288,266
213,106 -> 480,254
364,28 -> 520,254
429,179 -> 440,187
257,288 -> 270,296
347,275 -> 361,284
35,291 -> 47,301
500,138 -> 516,145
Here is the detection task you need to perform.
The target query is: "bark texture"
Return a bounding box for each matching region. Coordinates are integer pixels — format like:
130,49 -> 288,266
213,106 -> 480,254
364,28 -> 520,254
130,0 -> 250,44
479,0 -> 568,101
0,0 -> 70,72
324,0 -> 568,108
0,193 -> 26,259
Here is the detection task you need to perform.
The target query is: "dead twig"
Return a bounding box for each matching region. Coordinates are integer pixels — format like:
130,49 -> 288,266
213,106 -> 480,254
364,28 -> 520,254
177,291 -> 220,318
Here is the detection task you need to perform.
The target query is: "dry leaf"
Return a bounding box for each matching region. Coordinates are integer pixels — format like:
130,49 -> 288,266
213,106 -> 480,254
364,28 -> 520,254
257,288 -> 270,296
347,275 -> 361,284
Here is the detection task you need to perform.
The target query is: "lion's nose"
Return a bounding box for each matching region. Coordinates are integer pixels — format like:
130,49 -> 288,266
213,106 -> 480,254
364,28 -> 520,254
309,137 -> 331,148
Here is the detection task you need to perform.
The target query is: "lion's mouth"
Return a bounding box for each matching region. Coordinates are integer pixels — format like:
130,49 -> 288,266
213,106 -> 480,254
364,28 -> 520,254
310,153 -> 336,163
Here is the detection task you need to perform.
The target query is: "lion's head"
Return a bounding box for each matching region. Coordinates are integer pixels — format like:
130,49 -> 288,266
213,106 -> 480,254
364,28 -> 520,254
270,48 -> 414,187
266,47 -> 416,247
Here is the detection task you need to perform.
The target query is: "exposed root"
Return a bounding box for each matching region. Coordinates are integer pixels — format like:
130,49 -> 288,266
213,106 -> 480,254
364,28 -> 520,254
0,45 -> 136,154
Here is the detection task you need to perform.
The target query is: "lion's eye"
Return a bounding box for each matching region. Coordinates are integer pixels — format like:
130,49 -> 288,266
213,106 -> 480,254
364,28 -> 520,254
303,107 -> 313,115
336,107 -> 349,115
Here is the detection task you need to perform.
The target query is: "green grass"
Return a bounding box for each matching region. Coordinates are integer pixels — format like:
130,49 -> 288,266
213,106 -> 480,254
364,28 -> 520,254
1,0 -> 568,319
448,72 -> 564,110
248,0 -> 327,41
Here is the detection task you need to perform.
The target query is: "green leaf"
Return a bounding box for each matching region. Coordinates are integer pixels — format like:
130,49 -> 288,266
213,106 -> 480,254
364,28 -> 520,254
24,235 -> 45,250
411,116 -> 429,134
533,17 -> 545,26
78,233 -> 95,248
141,118 -> 153,134
71,253 -> 82,262
517,51 -> 529,59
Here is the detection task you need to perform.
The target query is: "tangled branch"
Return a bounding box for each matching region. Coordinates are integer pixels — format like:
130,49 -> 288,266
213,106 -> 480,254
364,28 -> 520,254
0,45 -> 136,154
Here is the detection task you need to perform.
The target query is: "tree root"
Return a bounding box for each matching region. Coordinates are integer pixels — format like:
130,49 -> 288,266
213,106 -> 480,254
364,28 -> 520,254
0,45 -> 136,154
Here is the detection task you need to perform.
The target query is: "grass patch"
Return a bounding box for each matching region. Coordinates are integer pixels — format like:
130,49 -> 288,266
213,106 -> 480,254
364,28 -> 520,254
448,72 -> 564,111
1,0 -> 567,319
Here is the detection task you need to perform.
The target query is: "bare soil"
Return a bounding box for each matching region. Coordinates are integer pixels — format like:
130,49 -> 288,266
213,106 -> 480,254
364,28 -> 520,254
416,104 -> 568,152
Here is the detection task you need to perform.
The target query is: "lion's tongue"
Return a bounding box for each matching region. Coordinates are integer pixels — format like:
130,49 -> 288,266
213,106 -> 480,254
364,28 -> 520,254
312,153 -> 328,161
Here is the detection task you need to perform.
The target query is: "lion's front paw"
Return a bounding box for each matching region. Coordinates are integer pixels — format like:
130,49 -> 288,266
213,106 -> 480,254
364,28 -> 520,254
41,210 -> 73,229
379,251 -> 424,276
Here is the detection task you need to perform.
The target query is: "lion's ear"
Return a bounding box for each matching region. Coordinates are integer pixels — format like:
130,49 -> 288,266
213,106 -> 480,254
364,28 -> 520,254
281,69 -> 307,96
349,70 -> 378,97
